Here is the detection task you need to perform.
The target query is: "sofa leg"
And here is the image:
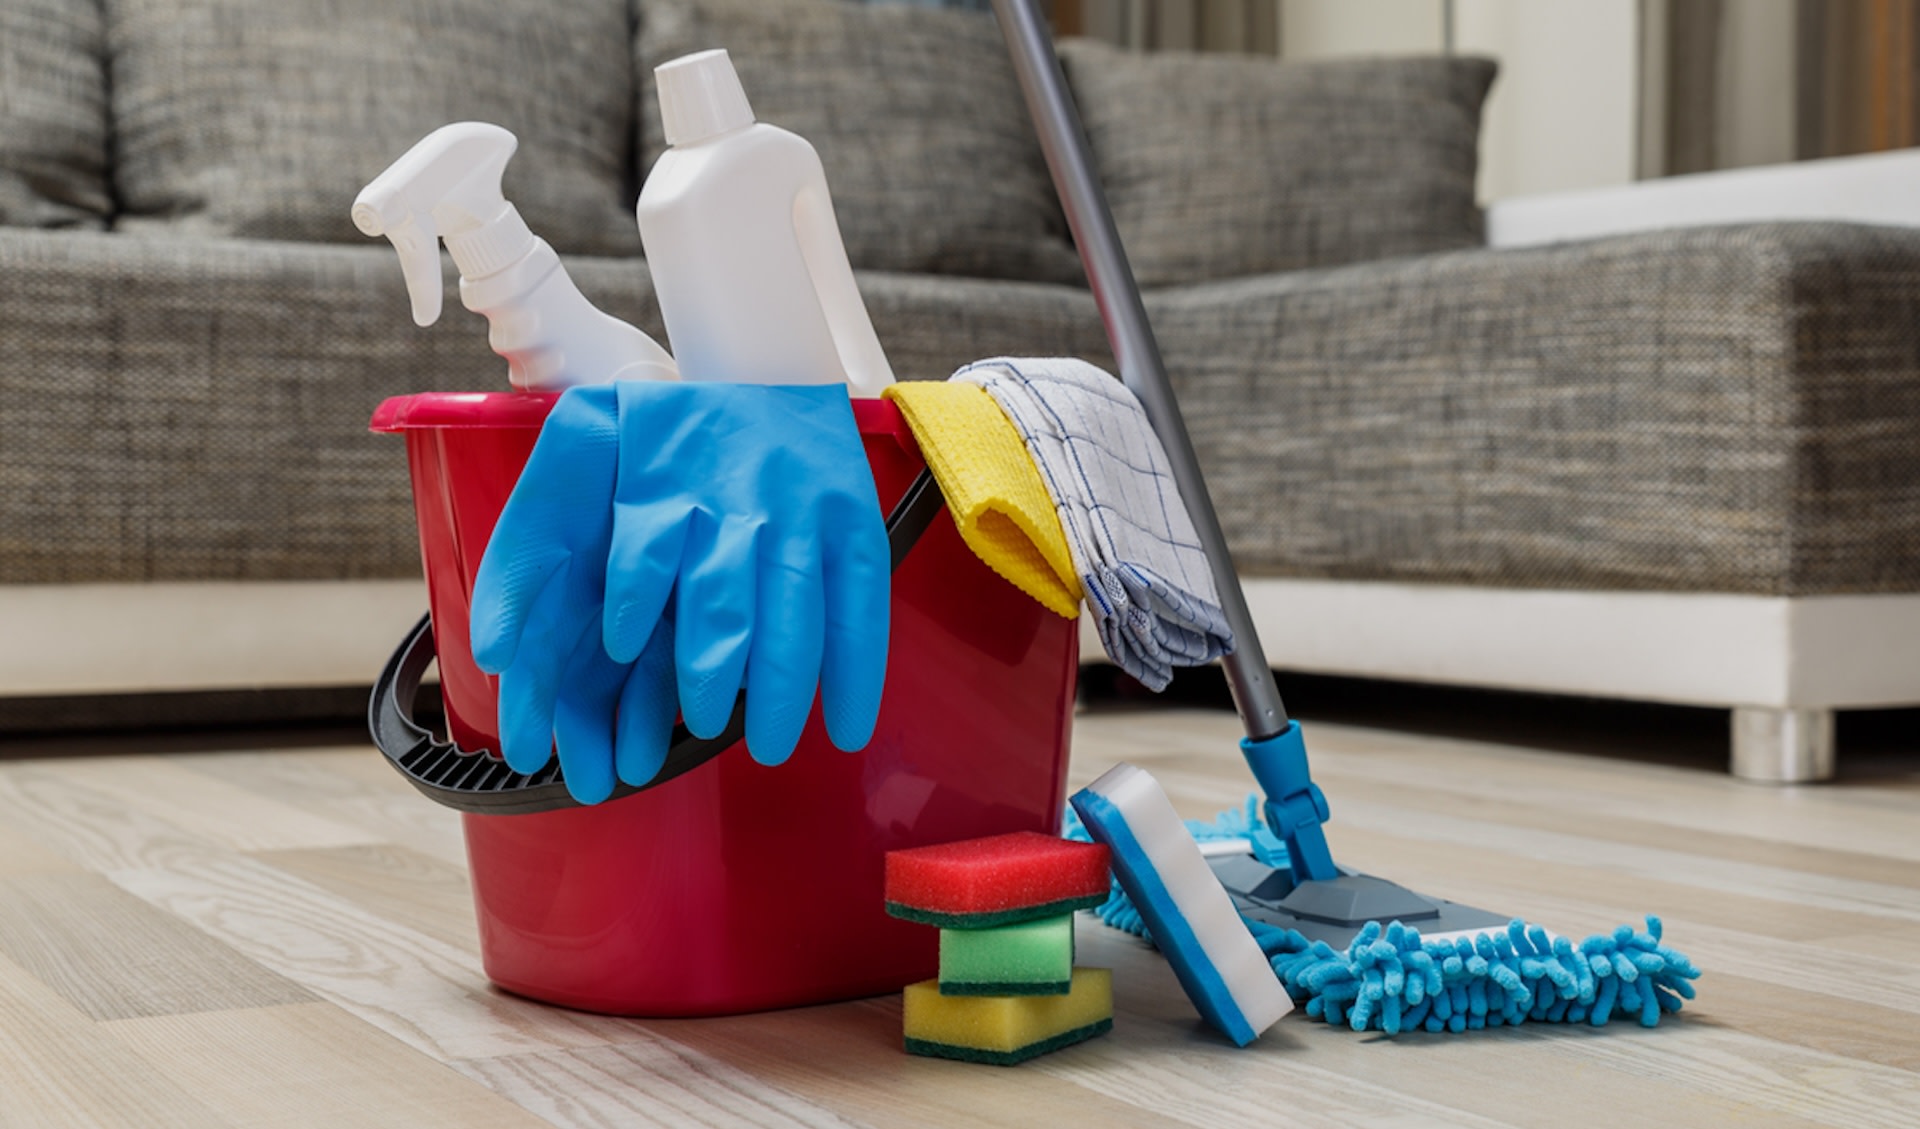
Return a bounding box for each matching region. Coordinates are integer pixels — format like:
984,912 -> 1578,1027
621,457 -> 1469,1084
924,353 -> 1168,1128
1730,707 -> 1835,783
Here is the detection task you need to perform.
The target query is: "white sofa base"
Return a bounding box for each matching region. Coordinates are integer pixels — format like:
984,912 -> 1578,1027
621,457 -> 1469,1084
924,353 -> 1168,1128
7,578 -> 1912,782
2,580 -> 427,698
1079,578 -> 1920,783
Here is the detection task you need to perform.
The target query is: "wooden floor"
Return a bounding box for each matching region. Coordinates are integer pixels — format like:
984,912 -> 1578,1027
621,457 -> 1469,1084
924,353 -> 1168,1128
1,700 -> 1917,1128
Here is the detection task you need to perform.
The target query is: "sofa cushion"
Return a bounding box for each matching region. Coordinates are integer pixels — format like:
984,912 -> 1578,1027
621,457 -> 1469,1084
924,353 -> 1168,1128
1149,223 -> 1920,596
0,227 -> 1106,585
637,0 -> 1084,286
0,0 -> 112,228
856,273 -> 1112,384
105,0 -> 641,257
1061,41 -> 1494,287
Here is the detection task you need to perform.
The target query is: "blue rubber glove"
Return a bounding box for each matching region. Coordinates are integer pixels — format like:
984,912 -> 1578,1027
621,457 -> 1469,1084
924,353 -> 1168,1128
470,382 -> 891,802
469,387 -> 678,804
601,381 -> 890,765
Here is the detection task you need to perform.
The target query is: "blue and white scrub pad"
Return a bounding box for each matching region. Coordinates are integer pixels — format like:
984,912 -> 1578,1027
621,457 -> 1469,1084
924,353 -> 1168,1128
1071,763 -> 1293,1046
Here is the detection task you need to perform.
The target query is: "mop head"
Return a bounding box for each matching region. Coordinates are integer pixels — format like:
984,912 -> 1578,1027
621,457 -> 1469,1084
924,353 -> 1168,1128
1063,799 -> 1701,1036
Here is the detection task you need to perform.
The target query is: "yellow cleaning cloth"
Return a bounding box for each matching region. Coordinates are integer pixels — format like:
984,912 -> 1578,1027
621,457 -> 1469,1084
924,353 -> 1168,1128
884,381 -> 1082,618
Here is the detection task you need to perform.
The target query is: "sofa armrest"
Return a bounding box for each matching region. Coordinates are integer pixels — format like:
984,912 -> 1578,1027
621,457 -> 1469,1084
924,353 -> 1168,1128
1487,151 -> 1920,248
1147,222 -> 1920,596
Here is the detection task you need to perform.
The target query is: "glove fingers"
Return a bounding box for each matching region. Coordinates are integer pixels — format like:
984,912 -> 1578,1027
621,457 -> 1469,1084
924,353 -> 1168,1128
494,558 -> 591,775
819,514 -> 892,752
604,502 -> 691,664
550,628 -> 625,805
471,548 -> 565,675
495,664 -> 556,777
471,387 -> 621,673
743,540 -> 825,767
675,514 -> 757,739
615,612 -> 678,788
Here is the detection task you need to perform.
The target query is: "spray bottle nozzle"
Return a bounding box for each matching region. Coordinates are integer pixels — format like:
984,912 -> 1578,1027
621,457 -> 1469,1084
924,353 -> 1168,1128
353,122 -> 523,328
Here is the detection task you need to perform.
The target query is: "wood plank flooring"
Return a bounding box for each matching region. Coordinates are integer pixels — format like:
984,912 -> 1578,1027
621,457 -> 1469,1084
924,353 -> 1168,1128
0,701 -> 1915,1128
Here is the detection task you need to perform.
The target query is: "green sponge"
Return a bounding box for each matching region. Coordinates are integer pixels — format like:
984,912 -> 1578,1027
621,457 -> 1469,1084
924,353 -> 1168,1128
939,914 -> 1075,996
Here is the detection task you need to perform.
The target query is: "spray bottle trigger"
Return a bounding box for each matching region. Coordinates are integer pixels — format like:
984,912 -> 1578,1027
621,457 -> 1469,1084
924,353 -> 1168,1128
391,225 -> 444,327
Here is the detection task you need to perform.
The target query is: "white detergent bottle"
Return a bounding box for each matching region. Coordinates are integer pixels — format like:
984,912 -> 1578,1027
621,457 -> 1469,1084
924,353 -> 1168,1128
636,50 -> 894,397
354,122 -> 679,391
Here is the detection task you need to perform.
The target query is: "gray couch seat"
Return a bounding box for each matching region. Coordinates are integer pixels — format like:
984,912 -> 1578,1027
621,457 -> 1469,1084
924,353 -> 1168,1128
1150,222 -> 1920,597
0,226 -> 1110,587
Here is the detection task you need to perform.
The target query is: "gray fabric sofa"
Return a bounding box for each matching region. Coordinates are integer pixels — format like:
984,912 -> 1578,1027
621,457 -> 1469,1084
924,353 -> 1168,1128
4,0 -> 1916,780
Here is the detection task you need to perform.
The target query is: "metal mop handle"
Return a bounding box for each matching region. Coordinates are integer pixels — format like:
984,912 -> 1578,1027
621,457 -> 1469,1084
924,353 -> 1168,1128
988,0 -> 1289,742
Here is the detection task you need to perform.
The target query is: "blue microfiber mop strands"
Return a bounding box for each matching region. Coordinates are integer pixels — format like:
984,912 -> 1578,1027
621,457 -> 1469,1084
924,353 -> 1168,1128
1250,916 -> 1699,1035
1063,801 -> 1702,1036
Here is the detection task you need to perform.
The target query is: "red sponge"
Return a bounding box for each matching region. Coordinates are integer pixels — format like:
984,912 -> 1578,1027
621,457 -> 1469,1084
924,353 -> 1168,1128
885,832 -> 1112,928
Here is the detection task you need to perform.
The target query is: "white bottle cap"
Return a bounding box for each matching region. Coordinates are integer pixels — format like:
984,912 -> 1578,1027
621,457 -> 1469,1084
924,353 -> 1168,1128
443,204 -> 534,281
656,49 -> 755,147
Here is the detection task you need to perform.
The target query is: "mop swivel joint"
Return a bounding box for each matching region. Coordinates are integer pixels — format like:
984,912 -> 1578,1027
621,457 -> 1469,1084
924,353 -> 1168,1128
1240,723 -> 1338,883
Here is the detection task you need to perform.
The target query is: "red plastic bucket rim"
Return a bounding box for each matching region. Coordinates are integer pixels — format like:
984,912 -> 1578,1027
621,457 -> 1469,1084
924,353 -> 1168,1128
371,389 -> 917,449
370,391 -> 561,433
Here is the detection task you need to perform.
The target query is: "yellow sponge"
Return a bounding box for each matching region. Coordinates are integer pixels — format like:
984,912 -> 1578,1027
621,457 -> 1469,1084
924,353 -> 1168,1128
883,380 -> 1083,618
903,967 -> 1113,1065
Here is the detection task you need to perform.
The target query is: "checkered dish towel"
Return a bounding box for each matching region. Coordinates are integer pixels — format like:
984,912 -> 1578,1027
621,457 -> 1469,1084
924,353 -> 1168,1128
953,357 -> 1233,690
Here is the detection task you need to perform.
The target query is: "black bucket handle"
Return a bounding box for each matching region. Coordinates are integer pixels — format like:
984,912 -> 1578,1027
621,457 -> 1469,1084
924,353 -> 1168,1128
368,466 -> 946,815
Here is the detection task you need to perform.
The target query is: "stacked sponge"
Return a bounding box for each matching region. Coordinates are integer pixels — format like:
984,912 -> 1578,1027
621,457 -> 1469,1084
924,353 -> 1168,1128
886,831 -> 1114,1065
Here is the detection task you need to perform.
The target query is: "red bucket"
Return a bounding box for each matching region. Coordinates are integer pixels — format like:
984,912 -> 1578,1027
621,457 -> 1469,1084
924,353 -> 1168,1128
370,391 -> 1078,1016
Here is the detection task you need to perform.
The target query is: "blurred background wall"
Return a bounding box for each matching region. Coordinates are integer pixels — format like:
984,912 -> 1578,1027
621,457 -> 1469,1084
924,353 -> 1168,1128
891,1 -> 1920,203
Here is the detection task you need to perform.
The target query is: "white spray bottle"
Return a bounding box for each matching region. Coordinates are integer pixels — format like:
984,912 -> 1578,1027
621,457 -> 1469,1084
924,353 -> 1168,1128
354,122 -> 678,390
637,50 -> 893,397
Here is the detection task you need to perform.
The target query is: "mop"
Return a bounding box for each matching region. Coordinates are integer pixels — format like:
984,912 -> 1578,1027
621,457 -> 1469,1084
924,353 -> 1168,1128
987,0 -> 1700,1035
